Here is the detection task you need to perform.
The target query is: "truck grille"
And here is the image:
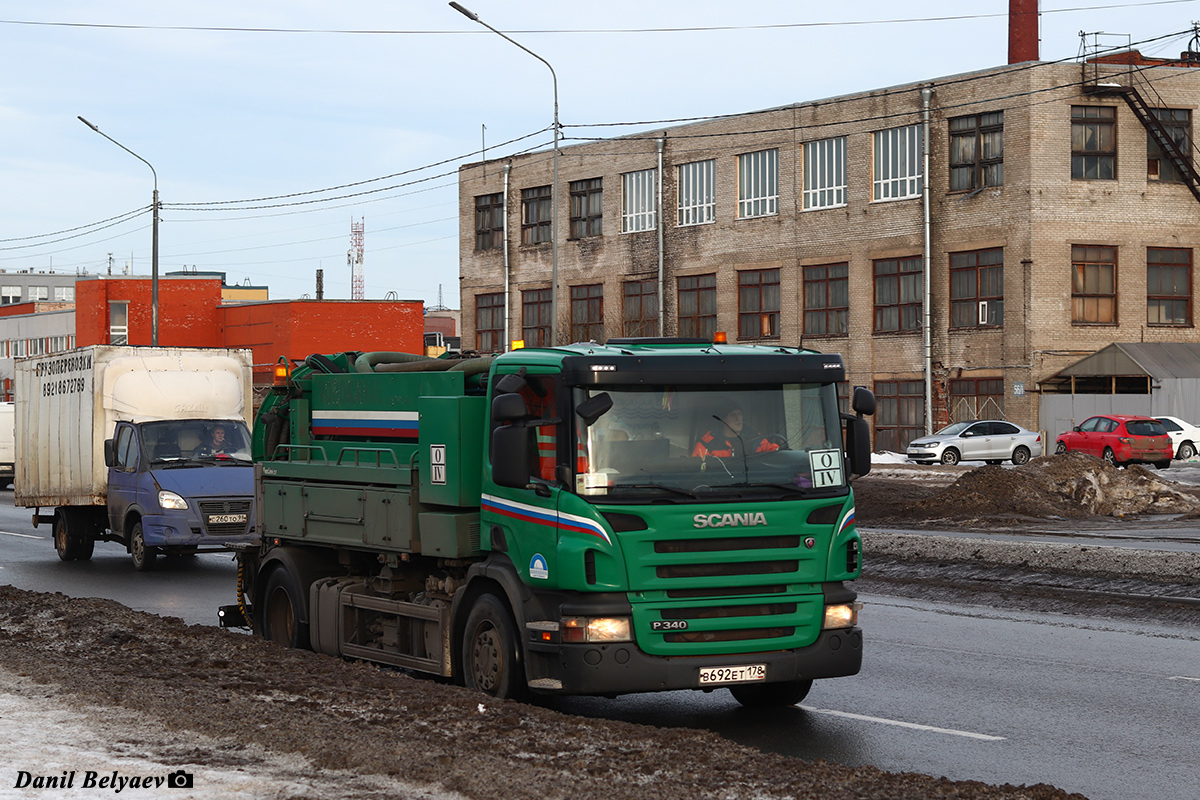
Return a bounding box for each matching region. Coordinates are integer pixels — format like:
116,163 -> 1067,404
621,506 -> 838,656
197,500 -> 252,537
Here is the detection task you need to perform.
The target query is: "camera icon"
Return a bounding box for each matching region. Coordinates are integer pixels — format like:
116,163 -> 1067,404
166,770 -> 194,789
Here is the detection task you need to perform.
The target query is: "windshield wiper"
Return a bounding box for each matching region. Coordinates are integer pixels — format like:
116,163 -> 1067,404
608,483 -> 697,499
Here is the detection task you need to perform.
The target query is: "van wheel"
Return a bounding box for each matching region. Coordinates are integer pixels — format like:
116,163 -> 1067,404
462,593 -> 526,700
730,679 -> 813,708
130,522 -> 157,571
54,514 -> 80,561
261,566 -> 311,649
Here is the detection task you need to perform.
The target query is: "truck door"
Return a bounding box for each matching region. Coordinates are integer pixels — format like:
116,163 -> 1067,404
107,423 -> 142,535
485,373 -> 566,586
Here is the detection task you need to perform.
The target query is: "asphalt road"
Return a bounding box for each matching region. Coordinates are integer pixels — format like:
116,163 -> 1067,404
3,487 -> 1199,800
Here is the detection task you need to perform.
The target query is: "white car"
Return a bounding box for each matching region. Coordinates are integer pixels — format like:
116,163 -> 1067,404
1153,416 -> 1200,460
906,420 -> 1043,466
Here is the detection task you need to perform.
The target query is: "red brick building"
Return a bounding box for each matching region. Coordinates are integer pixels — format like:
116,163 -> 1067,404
74,275 -> 425,385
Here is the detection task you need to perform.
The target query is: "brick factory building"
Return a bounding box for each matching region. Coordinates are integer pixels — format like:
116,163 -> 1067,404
457,40 -> 1200,450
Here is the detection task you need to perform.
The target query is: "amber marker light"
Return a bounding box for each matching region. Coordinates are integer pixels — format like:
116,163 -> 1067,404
713,331 -> 728,344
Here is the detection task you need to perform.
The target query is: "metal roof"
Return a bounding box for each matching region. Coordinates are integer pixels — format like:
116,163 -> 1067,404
1055,343 -> 1200,379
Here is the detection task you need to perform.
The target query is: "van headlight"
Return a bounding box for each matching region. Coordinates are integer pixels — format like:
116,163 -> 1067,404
158,490 -> 188,511
822,602 -> 862,630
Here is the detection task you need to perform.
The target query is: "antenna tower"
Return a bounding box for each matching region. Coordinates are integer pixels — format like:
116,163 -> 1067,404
349,217 -> 365,300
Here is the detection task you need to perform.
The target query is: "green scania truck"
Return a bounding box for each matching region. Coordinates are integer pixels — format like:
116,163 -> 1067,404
222,338 -> 875,707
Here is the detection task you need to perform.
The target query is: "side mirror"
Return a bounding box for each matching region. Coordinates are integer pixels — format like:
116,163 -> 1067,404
492,393 -> 528,423
575,392 -> 613,427
845,417 -> 872,477
1073,425 -> 1082,433
494,371 -> 527,395
491,425 -> 531,489
104,439 -> 115,468
851,386 -> 876,417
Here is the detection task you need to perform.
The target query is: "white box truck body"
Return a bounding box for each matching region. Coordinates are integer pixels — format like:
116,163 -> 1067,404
15,346 -> 258,569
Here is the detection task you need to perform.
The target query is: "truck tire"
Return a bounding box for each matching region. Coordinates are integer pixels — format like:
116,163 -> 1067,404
54,510 -> 95,562
261,566 -> 310,649
53,514 -> 80,562
462,593 -> 526,700
129,522 -> 157,572
729,678 -> 813,708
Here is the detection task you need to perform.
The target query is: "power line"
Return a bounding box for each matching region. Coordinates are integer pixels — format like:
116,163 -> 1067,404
2,2 -> 1195,36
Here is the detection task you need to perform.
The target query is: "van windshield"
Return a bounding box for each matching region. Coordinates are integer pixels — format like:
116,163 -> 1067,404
572,383 -> 845,501
143,420 -> 252,464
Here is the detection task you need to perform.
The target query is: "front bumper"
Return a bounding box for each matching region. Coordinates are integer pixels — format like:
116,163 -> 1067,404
141,512 -> 257,548
523,626 -> 862,695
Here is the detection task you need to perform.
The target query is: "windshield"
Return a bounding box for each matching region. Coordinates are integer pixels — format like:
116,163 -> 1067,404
573,383 -> 846,501
933,422 -> 971,436
142,419 -> 252,464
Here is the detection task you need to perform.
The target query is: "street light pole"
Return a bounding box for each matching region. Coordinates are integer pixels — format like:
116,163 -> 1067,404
78,116 -> 160,346
449,2 -> 560,346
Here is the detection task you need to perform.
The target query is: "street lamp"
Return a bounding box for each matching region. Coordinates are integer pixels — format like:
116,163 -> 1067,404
449,2 -> 560,346
78,116 -> 160,346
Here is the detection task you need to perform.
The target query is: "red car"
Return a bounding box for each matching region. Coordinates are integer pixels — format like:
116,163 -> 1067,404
1054,414 -> 1173,469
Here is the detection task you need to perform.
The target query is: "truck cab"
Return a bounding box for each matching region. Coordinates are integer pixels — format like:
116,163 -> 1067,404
105,418 -> 256,570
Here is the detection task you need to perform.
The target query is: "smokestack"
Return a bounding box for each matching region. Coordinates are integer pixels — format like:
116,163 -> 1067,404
1009,0 -> 1039,64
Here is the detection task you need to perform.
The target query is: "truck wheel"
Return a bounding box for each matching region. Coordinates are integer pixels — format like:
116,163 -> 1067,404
462,593 -> 526,700
54,515 -> 79,562
729,678 -> 813,709
261,566 -> 310,649
129,522 -> 157,572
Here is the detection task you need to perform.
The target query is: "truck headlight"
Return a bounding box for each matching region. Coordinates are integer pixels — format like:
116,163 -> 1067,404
822,602 -> 862,630
158,490 -> 188,511
561,616 -> 632,643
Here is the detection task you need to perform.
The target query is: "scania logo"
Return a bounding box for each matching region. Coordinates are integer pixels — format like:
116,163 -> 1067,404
693,512 -> 767,529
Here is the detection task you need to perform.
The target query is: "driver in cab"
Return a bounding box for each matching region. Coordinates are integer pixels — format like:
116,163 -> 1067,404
692,406 -> 781,459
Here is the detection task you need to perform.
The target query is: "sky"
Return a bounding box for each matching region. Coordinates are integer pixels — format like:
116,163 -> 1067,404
3,1 -> 1200,310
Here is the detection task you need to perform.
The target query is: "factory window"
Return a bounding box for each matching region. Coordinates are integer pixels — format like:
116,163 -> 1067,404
873,380 -> 925,453
621,169 -> 656,233
803,263 -> 848,337
569,178 -> 603,239
474,193 -> 504,251
949,378 -> 1004,423
677,159 -> 716,226
1147,247 -> 1191,326
873,125 -> 923,200
677,274 -> 716,340
475,292 -> 504,352
803,137 -> 847,209
1071,244 -> 1117,324
738,269 -> 780,340
949,112 -> 1003,191
1071,106 -> 1116,180
521,186 -> 552,245
622,280 -> 658,338
54,286 -> 75,302
1,286 -> 20,304
28,285 -> 49,301
950,248 -> 1004,328
570,285 -> 604,343
109,302 -> 129,345
522,288 -> 552,347
1148,108 -> 1191,182
873,256 -> 922,333
737,149 -> 778,218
